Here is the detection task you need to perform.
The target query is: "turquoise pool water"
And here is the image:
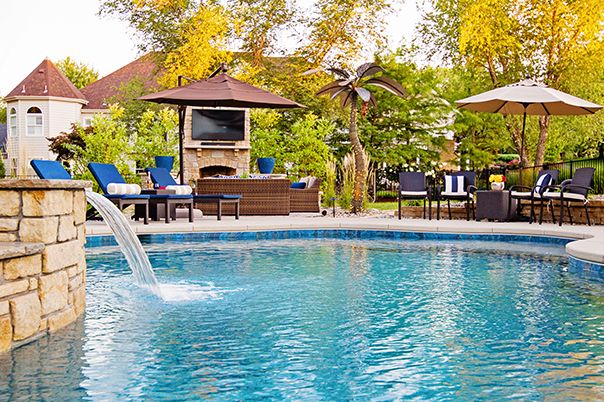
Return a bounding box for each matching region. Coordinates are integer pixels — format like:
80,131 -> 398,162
1,234 -> 604,400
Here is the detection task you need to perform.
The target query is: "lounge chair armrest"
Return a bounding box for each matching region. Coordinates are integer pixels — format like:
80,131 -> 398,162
508,185 -> 532,192
561,184 -> 592,193
467,185 -> 477,193
559,179 -> 572,187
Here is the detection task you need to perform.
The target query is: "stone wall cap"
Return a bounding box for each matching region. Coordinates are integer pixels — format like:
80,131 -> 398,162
0,242 -> 44,260
0,179 -> 91,190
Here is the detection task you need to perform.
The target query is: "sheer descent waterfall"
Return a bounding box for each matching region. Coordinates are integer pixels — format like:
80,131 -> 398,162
85,191 -> 163,298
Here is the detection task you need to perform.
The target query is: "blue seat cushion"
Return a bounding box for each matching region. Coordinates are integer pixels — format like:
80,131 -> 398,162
88,163 -> 127,194
148,194 -> 192,200
145,167 -> 178,187
290,182 -> 306,189
30,160 -> 72,180
194,194 -> 241,200
105,194 -> 150,200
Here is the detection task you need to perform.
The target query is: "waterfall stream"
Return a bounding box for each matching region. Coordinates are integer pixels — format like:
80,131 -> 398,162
85,191 -> 163,298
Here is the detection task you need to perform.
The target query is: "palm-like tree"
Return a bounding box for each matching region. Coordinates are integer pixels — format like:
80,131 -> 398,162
316,63 -> 406,213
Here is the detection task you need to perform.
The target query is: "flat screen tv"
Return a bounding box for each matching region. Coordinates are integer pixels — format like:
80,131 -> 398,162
191,109 -> 245,141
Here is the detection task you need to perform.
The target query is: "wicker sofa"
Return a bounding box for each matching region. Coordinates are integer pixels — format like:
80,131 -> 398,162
290,178 -> 321,213
196,178 -> 291,215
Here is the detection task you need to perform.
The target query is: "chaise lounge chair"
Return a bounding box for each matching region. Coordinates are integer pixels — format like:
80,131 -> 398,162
436,171 -> 477,221
88,162 -> 194,224
30,159 -> 149,225
398,171 -> 431,220
145,167 -> 241,220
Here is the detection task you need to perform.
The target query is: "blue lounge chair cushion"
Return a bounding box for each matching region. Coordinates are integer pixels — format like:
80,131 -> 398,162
30,160 -> 72,180
290,182 -> 306,189
88,163 -> 127,194
148,194 -> 192,200
105,194 -> 150,200
145,167 -> 177,187
194,194 -> 241,200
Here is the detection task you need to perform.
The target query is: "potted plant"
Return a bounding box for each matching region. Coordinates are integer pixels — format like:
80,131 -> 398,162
489,174 -> 506,190
257,157 -> 276,174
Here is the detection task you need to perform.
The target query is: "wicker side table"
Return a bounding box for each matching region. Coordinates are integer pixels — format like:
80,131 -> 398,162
475,190 -> 517,222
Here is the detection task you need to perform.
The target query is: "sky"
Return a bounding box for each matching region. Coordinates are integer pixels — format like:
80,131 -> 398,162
0,0 -> 423,96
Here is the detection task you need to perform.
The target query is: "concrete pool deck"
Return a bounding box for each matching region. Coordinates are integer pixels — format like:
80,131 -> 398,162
85,213 -> 604,266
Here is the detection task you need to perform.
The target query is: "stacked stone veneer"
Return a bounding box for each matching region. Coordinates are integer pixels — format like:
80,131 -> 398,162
0,179 -> 89,353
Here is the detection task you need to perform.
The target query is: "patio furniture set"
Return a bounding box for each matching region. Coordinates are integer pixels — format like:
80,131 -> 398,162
30,160 -> 322,224
397,168 -> 595,226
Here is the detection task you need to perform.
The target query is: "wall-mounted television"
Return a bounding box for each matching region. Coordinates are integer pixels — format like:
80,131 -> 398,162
191,109 -> 245,141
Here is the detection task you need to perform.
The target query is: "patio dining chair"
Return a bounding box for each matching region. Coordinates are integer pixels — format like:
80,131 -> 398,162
88,162 -> 194,224
145,167 -> 241,220
436,171 -> 477,221
540,167 -> 595,226
508,169 -> 559,224
397,171 -> 431,220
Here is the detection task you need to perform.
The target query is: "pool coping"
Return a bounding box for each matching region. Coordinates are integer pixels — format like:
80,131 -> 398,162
84,216 -> 604,269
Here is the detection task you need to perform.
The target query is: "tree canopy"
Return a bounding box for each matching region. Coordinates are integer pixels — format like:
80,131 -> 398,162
56,57 -> 99,89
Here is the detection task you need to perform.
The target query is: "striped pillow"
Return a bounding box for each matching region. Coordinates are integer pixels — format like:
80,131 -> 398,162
445,175 -> 465,193
534,173 -> 551,194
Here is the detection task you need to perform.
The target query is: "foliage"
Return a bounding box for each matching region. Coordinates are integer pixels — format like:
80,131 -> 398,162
66,106 -> 133,182
0,98 -> 6,124
322,159 -> 337,205
56,57 -> 99,89
132,108 -> 179,169
0,158 -> 5,179
107,77 -> 165,131
250,110 -> 334,182
419,0 -> 604,166
48,124 -> 88,161
316,62 -> 406,212
338,153 -> 354,209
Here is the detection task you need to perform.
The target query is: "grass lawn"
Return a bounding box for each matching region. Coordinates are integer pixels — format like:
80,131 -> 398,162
367,202 -> 398,210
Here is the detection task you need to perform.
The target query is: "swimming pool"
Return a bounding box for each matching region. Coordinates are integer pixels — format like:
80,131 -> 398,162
1,231 -> 604,400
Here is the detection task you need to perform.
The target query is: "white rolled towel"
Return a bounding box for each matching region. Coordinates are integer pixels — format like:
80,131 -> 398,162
166,185 -> 193,195
106,183 -> 141,195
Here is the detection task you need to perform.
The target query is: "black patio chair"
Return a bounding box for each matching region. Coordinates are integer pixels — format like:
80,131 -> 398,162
508,169 -> 559,224
540,167 -> 594,226
398,172 -> 432,220
436,171 -> 477,221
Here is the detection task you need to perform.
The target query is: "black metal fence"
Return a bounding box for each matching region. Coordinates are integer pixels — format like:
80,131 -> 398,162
487,157 -> 604,194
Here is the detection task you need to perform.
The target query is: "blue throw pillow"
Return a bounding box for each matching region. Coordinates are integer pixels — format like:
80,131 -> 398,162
290,182 -> 306,189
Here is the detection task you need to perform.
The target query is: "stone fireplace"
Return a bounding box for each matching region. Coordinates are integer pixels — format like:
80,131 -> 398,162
182,107 -> 251,183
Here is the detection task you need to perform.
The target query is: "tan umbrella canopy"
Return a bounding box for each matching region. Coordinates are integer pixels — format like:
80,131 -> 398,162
140,64 -> 304,183
456,78 -> 602,182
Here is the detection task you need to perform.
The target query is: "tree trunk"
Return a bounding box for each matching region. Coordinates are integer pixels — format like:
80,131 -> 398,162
504,116 -> 530,167
534,115 -> 550,167
349,93 -> 366,214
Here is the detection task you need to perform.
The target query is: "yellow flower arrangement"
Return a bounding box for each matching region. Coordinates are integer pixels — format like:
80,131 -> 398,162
489,174 -> 506,183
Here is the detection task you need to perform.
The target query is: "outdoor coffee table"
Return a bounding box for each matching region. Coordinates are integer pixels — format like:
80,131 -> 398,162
475,190 -> 517,222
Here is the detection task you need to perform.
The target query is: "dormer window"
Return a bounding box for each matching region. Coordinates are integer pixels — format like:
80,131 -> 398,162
9,108 -> 16,137
26,106 -> 43,136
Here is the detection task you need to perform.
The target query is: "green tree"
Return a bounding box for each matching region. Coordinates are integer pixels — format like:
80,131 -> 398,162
0,98 -> 6,124
107,77 -> 164,132
420,0 -> 604,166
56,57 -> 99,89
316,63 -> 406,212
132,108 -> 179,169
67,106 -> 132,183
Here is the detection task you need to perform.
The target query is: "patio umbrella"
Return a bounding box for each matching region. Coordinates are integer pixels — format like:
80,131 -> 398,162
140,64 -> 304,183
455,78 -> 602,183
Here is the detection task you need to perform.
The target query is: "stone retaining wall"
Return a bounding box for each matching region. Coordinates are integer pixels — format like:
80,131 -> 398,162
0,180 -> 89,353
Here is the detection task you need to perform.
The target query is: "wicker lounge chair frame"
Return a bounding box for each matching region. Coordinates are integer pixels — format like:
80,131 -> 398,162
436,171 -> 477,221
397,172 -> 432,220
507,169 -> 559,224
540,167 -> 594,226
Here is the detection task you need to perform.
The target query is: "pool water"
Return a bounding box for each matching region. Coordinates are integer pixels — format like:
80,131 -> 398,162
1,237 -> 604,400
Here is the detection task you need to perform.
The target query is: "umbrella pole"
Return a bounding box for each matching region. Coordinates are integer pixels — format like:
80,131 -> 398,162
178,105 -> 186,185
519,108 -> 527,186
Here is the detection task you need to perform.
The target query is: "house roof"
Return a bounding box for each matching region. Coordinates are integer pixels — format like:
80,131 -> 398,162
6,58 -> 86,101
80,54 -> 161,109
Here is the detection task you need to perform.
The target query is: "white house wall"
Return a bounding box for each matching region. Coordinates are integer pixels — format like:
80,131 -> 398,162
5,98 -> 83,176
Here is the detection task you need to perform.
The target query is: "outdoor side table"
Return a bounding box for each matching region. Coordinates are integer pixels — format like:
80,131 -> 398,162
134,189 -> 177,221
475,190 -> 517,222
